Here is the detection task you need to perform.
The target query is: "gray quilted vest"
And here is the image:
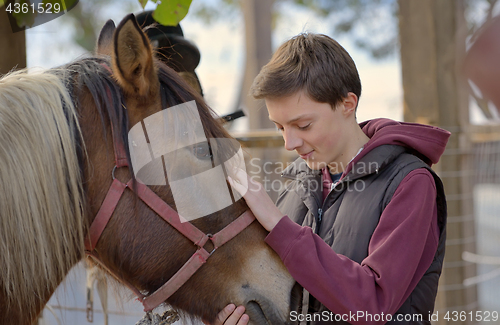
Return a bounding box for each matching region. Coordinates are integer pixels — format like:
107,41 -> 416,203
278,145 -> 447,325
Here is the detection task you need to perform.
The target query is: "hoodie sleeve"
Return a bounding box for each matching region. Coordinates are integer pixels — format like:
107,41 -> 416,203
265,168 -> 440,324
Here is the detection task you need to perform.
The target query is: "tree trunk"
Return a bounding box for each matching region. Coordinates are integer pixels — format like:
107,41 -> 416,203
0,7 -> 26,75
239,0 -> 274,129
238,0 -> 282,201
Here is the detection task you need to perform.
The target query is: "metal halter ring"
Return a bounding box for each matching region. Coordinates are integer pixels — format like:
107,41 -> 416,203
111,165 -> 128,187
112,165 -> 118,180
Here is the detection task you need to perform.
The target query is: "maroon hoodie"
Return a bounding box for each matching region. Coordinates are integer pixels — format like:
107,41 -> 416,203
265,118 -> 450,324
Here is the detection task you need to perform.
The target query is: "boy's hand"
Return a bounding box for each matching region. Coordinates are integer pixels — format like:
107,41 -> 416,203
228,168 -> 284,232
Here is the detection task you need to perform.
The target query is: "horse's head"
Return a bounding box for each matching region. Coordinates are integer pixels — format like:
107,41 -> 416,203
77,14 -> 297,324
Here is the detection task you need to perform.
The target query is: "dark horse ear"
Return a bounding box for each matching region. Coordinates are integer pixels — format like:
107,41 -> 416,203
112,14 -> 159,98
96,19 -> 116,56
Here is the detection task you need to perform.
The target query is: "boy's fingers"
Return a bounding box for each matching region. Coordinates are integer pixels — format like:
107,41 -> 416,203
201,304 -> 249,325
224,306 -> 247,324
238,314 -> 250,325
211,304 -> 236,324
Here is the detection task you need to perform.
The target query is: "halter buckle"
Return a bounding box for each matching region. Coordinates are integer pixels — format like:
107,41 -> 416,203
206,234 -> 217,257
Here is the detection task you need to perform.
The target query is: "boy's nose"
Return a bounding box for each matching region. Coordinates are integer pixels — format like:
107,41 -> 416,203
283,129 -> 303,151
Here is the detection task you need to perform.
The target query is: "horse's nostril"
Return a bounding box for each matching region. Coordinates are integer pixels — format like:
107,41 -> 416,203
246,300 -> 270,325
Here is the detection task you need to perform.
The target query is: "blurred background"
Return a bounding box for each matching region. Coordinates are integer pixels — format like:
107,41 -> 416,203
1,0 -> 500,324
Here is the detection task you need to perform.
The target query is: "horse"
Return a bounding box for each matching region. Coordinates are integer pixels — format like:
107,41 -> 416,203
0,14 -> 296,325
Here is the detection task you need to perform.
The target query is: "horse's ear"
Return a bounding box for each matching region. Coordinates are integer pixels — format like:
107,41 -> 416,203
112,14 -> 158,97
96,19 -> 116,56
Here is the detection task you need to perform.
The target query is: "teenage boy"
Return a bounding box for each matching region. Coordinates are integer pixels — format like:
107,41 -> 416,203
211,33 -> 449,325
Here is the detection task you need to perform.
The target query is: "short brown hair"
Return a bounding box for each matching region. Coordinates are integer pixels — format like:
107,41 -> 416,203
250,33 -> 361,108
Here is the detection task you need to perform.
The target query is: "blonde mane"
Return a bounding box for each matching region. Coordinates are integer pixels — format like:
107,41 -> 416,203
0,69 -> 85,315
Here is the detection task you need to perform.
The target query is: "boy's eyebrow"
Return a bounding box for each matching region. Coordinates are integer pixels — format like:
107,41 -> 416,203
269,114 -> 310,125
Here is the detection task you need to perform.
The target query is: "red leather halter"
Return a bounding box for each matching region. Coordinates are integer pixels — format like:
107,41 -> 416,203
84,104 -> 255,312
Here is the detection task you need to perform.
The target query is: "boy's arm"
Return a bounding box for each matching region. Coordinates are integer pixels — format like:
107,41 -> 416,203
265,169 -> 440,324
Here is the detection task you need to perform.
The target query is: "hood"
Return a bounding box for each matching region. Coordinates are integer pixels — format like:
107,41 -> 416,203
358,118 -> 450,166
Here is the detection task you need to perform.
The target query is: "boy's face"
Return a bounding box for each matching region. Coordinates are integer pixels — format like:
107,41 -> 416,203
266,91 -> 356,171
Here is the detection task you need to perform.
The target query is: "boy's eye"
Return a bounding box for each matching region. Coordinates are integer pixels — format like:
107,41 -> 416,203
298,123 -> 311,130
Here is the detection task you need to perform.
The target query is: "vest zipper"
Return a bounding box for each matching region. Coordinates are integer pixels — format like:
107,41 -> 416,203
313,208 -> 323,234
316,179 -> 339,233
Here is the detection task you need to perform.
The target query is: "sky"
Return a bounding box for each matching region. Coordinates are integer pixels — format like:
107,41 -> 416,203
25,0 -> 405,128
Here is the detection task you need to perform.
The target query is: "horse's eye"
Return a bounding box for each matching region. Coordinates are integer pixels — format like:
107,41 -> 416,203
193,143 -> 212,160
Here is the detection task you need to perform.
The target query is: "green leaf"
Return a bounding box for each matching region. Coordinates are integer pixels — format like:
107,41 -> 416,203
152,0 -> 192,26
138,0 -> 148,9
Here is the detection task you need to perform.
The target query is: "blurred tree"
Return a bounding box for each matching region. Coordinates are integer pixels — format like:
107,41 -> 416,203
190,0 -> 500,120
189,0 -> 400,59
191,0 -> 498,59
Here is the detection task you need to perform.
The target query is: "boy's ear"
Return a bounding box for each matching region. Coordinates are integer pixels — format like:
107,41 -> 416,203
111,14 -> 159,98
96,20 -> 116,56
342,92 -> 358,116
